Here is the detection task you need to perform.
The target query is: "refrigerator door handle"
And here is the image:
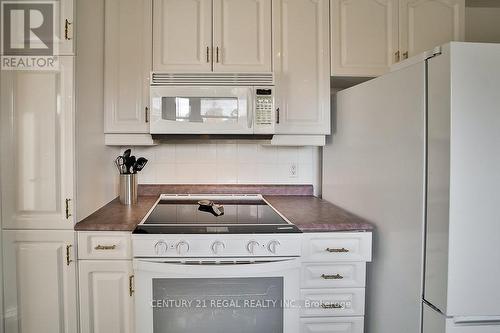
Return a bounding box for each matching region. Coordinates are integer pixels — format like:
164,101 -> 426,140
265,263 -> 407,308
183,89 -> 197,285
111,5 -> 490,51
453,316 -> 500,326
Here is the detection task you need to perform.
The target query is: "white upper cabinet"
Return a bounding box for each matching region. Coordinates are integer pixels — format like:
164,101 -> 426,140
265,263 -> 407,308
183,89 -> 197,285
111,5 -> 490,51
79,260 -> 134,333
2,230 -> 78,333
274,0 -> 331,135
213,0 -> 272,72
330,0 -> 464,77
399,0 -> 465,58
153,0 -> 272,73
331,0 -> 399,76
104,0 -> 152,133
153,0 -> 213,72
0,57 -> 75,229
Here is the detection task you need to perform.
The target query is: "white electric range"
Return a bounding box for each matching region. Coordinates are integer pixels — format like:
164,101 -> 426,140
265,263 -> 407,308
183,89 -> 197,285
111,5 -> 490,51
132,194 -> 303,333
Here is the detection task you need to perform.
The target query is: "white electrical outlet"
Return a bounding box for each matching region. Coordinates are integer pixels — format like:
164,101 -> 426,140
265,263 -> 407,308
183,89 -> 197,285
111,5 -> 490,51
289,163 -> 298,178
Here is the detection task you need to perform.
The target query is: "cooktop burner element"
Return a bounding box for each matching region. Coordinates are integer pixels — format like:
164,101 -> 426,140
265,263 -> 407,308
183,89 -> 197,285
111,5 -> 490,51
133,194 -> 302,234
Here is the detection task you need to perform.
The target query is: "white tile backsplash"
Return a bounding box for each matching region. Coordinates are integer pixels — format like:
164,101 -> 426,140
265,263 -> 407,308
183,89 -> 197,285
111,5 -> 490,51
130,143 -> 319,187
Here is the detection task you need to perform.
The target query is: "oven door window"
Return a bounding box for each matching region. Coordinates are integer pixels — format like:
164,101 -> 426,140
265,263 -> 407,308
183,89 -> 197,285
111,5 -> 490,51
162,97 -> 239,124
152,277 -> 283,333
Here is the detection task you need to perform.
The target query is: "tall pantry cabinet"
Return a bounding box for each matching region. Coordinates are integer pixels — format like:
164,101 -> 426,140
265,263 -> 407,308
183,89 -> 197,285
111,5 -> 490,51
0,0 -> 114,331
0,56 -> 78,333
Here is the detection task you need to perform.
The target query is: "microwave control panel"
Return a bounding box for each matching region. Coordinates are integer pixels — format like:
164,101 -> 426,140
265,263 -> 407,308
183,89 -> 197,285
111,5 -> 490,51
255,88 -> 275,132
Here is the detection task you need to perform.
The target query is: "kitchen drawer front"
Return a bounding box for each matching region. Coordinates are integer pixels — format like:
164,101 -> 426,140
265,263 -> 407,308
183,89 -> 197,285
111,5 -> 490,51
77,232 -> 132,260
300,317 -> 364,333
300,288 -> 365,317
302,232 -> 372,262
301,262 -> 366,288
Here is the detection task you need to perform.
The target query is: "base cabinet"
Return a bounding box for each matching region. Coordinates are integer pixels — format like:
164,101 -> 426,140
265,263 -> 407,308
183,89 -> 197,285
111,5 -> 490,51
300,232 -> 372,333
2,230 -> 77,333
78,260 -> 134,333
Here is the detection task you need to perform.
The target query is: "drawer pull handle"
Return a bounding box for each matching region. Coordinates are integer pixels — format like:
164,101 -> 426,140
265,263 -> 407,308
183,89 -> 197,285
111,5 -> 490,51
321,303 -> 343,309
94,245 -> 117,250
321,273 -> 344,280
325,247 -> 349,253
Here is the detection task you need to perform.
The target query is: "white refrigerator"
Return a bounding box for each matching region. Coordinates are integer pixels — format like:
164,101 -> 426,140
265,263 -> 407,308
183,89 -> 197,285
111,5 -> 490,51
323,42 -> 500,333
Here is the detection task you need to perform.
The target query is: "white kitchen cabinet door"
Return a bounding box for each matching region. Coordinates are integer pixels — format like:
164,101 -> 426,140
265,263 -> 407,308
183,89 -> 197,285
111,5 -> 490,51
2,230 -> 77,333
153,0 -> 213,72
274,0 -> 331,134
79,261 -> 134,333
399,0 -> 464,58
57,0 -> 75,54
331,0 -> 398,77
0,57 -> 75,229
104,0 -> 151,133
213,0 -> 272,72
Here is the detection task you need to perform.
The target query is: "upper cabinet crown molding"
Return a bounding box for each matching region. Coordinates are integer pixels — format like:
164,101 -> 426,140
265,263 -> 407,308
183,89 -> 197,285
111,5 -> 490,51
153,0 -> 272,73
331,0 -> 465,77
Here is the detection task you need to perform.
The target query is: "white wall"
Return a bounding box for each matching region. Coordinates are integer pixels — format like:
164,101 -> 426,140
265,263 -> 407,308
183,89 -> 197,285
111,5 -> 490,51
127,143 -> 321,193
465,4 -> 500,43
76,0 -> 119,220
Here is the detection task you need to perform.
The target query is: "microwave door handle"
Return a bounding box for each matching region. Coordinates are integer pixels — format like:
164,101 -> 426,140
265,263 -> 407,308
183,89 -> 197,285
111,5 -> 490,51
247,91 -> 253,129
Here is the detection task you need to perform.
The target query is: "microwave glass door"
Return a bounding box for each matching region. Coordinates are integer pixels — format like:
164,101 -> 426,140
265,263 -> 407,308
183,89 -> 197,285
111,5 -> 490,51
150,87 -> 253,134
152,277 -> 283,333
162,97 -> 239,124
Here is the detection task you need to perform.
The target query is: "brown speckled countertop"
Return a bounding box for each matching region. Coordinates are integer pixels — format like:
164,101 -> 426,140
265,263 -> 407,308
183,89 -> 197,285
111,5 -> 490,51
75,185 -> 373,232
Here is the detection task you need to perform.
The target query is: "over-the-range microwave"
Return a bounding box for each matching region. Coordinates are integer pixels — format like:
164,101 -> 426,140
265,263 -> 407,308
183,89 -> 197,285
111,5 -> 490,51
149,74 -> 276,136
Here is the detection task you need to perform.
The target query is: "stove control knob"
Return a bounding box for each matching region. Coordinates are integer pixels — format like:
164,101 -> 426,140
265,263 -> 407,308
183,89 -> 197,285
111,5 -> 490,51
211,241 -> 226,255
246,241 -> 260,254
176,241 -> 190,255
154,240 -> 168,255
267,240 -> 281,254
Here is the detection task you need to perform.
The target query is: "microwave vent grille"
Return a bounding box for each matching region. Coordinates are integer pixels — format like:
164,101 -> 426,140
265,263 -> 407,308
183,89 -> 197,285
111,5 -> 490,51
151,72 -> 274,86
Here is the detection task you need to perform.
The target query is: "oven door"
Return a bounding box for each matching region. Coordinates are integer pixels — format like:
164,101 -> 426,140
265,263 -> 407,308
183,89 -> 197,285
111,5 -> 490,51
150,86 -> 254,134
134,258 -> 301,333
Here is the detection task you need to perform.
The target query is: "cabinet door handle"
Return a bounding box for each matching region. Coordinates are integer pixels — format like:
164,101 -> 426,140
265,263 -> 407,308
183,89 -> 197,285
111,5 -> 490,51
325,247 -> 349,253
129,275 -> 135,296
276,107 -> 280,124
206,46 -> 210,63
65,198 -> 72,219
395,51 -> 400,62
403,51 -> 409,59
94,245 -> 117,250
321,303 -> 343,309
64,19 -> 72,40
321,273 -> 344,280
216,47 -> 220,63
66,245 -> 73,266
145,107 -> 149,123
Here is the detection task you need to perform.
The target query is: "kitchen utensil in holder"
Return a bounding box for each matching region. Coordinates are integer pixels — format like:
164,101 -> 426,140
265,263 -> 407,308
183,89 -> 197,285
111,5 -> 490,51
120,174 -> 138,205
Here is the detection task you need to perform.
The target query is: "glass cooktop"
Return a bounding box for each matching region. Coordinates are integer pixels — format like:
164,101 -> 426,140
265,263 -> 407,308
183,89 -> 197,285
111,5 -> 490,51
133,195 -> 302,234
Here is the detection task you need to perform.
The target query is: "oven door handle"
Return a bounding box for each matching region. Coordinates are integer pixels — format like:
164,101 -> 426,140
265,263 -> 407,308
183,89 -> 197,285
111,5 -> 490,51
133,258 -> 301,276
